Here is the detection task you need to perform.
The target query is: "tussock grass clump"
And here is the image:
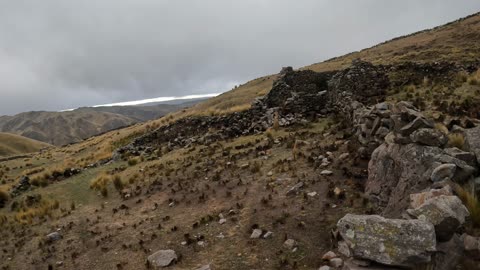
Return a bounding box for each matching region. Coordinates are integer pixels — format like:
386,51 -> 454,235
13,198 -> 60,224
112,175 -> 124,192
454,184 -> 480,227
127,157 -> 140,166
0,189 -> 9,208
434,123 -> 449,135
447,133 -> 465,149
90,174 -> 111,197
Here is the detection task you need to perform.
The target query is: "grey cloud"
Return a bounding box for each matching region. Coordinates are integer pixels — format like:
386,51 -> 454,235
0,0 -> 479,115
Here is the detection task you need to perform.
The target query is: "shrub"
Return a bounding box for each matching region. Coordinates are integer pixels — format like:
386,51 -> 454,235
127,157 -> 139,166
447,133 -> 465,149
434,123 -> 449,135
113,175 -> 124,191
454,184 -> 480,227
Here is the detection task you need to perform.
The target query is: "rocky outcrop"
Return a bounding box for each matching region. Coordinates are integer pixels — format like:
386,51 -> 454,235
407,195 -> 469,241
337,214 -> 436,267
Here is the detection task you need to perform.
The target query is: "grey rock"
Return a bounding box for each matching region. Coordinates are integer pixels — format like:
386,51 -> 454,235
409,185 -> 453,209
444,147 -> 477,167
147,249 -> 177,268
465,125 -> 480,164
250,229 -> 262,239
410,128 -> 447,147
337,214 -> 436,267
407,195 -> 469,241
318,266 -> 331,270
400,117 -> 433,136
263,231 -> 273,239
329,258 -> 343,268
286,182 -> 304,196
342,259 -> 401,269
320,170 -> 333,176
322,251 -> 337,260
463,234 -> 480,258
431,234 -> 463,270
338,241 -> 351,257
46,232 -> 62,242
283,239 -> 297,250
430,163 -> 456,182
194,265 -> 211,270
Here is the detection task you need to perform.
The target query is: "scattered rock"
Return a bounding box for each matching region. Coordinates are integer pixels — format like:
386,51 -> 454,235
147,250 -> 177,268
286,182 -> 304,196
250,229 -> 262,239
321,170 -> 333,176
430,163 -> 456,182
407,195 -> 469,241
318,266 -> 331,270
337,241 -> 351,257
307,191 -> 317,197
219,219 -> 227,225
337,214 -> 436,267
46,232 -> 62,243
283,239 -> 297,250
463,234 -> 480,259
400,117 -> 433,136
321,251 -> 337,260
194,265 -> 211,270
444,147 -> 477,167
329,258 -> 343,268
263,231 -> 273,239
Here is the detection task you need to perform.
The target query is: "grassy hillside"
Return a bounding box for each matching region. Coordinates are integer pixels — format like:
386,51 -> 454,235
0,132 -> 51,157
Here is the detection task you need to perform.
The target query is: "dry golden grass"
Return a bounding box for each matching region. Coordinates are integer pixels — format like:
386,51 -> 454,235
14,198 -> 60,224
448,133 -> 465,149
454,184 -> 480,227
0,132 -> 51,157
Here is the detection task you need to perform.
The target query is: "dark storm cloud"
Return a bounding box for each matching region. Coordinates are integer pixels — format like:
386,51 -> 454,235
0,0 -> 479,115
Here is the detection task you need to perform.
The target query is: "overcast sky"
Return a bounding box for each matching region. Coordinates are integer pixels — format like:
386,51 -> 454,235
0,1 -> 479,115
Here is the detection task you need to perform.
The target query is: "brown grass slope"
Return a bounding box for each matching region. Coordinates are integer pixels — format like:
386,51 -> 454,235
0,132 -> 51,157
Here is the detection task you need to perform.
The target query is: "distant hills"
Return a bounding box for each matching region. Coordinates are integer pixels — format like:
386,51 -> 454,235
0,132 -> 51,157
0,99 -> 204,146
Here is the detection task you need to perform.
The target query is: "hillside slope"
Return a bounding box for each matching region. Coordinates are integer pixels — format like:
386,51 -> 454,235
183,12 -> 480,116
0,102 -> 196,146
0,132 -> 51,157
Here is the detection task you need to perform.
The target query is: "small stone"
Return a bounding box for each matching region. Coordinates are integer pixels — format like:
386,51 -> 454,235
329,258 -> 343,268
338,153 -> 349,160
197,241 -> 205,247
307,191 -> 317,197
431,163 -> 456,182
286,182 -> 304,196
320,170 -> 333,176
219,219 -> 227,225
46,232 -> 62,242
147,250 -> 177,268
194,265 -> 211,270
333,187 -> 344,197
267,171 -> 273,176
318,266 -> 331,270
263,231 -> 273,239
338,241 -> 351,257
283,239 -> 296,250
321,251 -> 337,260
250,229 -> 262,239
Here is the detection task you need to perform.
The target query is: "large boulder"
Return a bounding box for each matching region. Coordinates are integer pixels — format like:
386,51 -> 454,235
407,195 -> 469,241
337,214 -> 436,268
147,250 -> 177,268
367,143 -> 476,217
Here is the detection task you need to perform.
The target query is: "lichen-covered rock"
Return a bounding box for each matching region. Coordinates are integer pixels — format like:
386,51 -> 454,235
443,147 -> 477,167
400,117 -> 434,136
337,214 -> 436,267
410,128 -> 447,147
367,142 -> 476,217
407,195 -> 469,241
147,249 -> 177,268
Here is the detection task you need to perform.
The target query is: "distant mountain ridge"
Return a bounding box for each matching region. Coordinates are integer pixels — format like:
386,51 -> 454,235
0,99 -> 204,146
